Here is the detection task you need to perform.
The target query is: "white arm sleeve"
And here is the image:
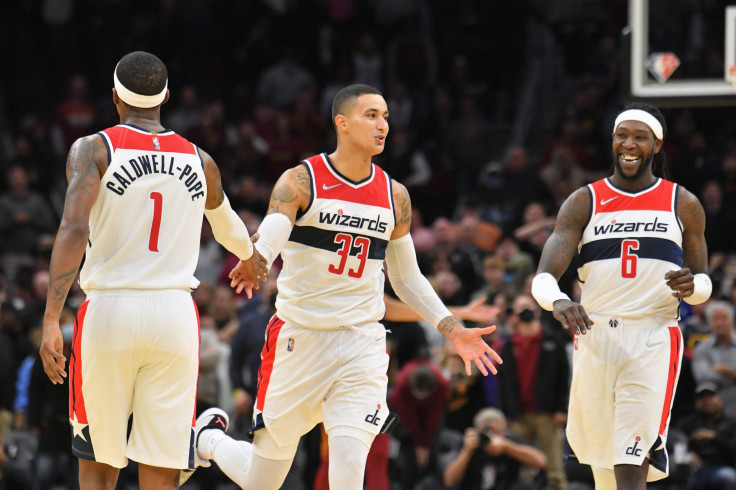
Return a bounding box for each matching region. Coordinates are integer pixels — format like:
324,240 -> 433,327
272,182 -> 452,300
531,272 -> 570,311
684,273 -> 712,305
254,213 -> 293,267
385,234 -> 452,328
204,195 -> 253,260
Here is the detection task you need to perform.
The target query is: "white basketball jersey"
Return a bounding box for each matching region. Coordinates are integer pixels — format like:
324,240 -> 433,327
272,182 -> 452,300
578,178 -> 683,320
79,124 -> 207,292
276,153 -> 396,329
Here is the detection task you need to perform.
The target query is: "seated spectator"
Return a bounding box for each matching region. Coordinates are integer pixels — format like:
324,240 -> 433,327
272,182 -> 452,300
682,301 -> 712,358
676,382 -> 736,490
440,407 -> 547,490
692,301 -> 736,394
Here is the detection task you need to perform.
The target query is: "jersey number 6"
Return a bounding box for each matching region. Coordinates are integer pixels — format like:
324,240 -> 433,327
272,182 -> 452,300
329,233 -> 370,278
621,239 -> 639,278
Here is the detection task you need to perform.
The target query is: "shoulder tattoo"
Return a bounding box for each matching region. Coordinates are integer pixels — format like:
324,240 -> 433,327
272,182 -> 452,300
396,184 -> 412,226
65,137 -> 101,206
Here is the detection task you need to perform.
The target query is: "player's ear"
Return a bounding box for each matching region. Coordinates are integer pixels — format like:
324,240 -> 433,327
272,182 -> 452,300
335,114 -> 348,131
654,138 -> 663,153
112,88 -> 120,105
161,89 -> 170,106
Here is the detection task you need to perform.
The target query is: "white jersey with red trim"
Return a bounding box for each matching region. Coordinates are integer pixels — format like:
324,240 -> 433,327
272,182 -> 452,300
79,124 -> 207,292
578,178 -> 683,320
276,153 -> 396,329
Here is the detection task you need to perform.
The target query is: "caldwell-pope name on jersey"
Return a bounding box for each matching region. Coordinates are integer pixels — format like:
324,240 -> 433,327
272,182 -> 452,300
105,154 -> 204,200
592,217 -> 669,235
318,211 -> 389,233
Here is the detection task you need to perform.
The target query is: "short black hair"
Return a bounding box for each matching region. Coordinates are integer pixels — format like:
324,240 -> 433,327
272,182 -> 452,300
331,84 -> 382,123
115,51 -> 168,97
618,102 -> 670,179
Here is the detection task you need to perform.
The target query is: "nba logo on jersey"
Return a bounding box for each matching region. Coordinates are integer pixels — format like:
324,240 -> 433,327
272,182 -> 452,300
287,338 -> 294,352
152,136 -> 160,150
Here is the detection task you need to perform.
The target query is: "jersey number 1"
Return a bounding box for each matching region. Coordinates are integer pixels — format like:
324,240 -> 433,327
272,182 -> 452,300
621,239 -> 639,278
328,233 -> 370,278
148,192 -> 163,252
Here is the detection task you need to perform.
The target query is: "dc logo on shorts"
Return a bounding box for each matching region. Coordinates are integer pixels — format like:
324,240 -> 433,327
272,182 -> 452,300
626,435 -> 643,456
574,336 -> 579,350
287,338 -> 294,352
609,318 -> 619,328
152,136 -> 160,150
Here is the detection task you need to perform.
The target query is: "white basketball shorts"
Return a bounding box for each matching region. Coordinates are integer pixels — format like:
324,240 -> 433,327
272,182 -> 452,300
252,314 -> 390,453
69,289 -> 200,469
566,314 -> 683,482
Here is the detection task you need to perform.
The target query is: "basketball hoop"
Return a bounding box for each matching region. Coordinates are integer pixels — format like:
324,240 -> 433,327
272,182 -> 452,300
728,64 -> 736,89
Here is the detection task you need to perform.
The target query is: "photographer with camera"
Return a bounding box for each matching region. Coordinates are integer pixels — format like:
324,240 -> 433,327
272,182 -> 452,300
441,407 -> 546,489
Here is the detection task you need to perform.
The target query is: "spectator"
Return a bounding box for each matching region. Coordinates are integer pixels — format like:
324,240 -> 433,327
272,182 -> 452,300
51,74 -> 95,155
676,382 -> 736,490
389,359 -> 449,489
497,295 -> 570,490
440,407 -> 547,490
692,300 -> 736,389
440,342 -> 485,433
474,255 -> 511,307
352,32 -> 383,90
0,166 -> 55,277
256,48 -> 316,110
210,285 -> 241,343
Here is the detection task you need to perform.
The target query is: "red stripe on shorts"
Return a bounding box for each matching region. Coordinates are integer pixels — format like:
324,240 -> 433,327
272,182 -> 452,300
193,299 -> 201,427
69,300 -> 90,423
256,316 -> 285,412
658,326 -> 682,435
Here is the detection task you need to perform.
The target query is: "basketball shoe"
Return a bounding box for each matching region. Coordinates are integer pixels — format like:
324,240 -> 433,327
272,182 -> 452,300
179,407 -> 230,485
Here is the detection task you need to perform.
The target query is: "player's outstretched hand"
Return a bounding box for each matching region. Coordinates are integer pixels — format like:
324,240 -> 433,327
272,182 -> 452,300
553,299 -> 593,336
40,321 -> 67,384
665,268 -> 695,299
448,323 -> 503,376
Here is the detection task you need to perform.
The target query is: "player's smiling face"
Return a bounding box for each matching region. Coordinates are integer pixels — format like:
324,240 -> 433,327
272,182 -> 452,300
347,94 -> 389,156
611,120 -> 662,181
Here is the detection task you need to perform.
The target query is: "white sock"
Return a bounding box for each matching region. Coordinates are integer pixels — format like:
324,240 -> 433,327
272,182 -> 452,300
197,428 -> 228,461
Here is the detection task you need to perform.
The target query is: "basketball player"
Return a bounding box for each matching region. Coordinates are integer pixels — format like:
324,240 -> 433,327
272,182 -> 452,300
531,103 -> 711,489
192,84 -> 503,490
39,51 -> 266,490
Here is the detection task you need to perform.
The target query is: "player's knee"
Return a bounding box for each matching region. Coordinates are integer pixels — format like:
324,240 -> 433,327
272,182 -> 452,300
252,430 -> 298,461
327,426 -> 373,452
327,427 -> 372,472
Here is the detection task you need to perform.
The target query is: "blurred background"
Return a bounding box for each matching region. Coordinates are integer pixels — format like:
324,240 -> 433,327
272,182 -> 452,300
1,0 -> 736,489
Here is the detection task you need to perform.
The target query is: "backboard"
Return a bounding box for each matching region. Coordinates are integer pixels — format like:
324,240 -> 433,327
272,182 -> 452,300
625,0 -> 736,106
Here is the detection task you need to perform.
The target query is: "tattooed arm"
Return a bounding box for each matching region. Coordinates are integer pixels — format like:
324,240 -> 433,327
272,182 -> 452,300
228,165 -> 311,293
664,187 -> 709,300
41,135 -> 105,383
535,187 -> 593,335
265,164 -> 312,223
386,181 -> 502,376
